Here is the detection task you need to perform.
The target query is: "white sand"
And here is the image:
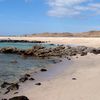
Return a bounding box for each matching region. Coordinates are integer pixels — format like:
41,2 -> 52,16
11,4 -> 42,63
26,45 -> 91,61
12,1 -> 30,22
0,37 -> 100,47
1,37 -> 100,100
19,54 -> 100,100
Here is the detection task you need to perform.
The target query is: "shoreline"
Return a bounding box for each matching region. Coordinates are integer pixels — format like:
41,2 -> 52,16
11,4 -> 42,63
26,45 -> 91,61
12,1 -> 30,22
0,57 -> 73,99
0,37 -> 100,100
0,36 -> 100,47
1,53 -> 100,100
0,58 -> 73,99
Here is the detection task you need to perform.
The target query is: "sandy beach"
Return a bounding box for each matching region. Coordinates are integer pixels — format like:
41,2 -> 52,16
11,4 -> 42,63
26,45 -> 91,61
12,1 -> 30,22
0,36 -> 100,47
0,37 -> 100,100
19,54 -> 100,100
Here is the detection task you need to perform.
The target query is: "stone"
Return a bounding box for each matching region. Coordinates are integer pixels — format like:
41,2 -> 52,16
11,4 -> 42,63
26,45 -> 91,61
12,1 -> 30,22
2,99 -> 7,100
40,68 -> 47,72
35,83 -> 41,86
9,96 -> 29,100
72,78 -> 77,80
19,77 -> 28,83
29,78 -> 35,81
1,82 -> 11,88
7,83 -> 19,91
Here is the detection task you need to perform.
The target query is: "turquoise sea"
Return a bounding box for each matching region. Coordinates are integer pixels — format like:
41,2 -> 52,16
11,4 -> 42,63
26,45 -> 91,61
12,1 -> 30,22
0,42 -> 57,85
0,42 -> 56,49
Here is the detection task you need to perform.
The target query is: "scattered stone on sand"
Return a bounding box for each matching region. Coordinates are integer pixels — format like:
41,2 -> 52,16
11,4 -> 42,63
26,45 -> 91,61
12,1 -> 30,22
29,78 -> 35,81
2,99 -> 7,100
24,74 -> 31,78
14,92 -> 19,94
1,82 -> 11,88
19,77 -> 28,83
7,83 -> 19,91
35,83 -> 41,86
72,78 -> 77,80
76,56 -> 78,58
19,74 -> 31,83
40,68 -> 48,72
9,96 -> 29,100
66,57 -> 71,60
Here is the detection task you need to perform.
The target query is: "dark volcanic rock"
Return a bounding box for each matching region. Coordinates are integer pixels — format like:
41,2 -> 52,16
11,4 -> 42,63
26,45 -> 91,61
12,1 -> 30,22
29,78 -> 35,81
1,82 -> 11,88
35,83 -> 41,86
9,96 -> 29,100
2,99 -> 7,100
0,39 -> 44,43
19,77 -> 28,83
0,45 -> 100,58
80,52 -> 87,56
90,48 -> 100,54
0,47 -> 18,54
19,74 -> 31,83
40,68 -> 47,72
24,74 -> 31,77
7,83 -> 19,91
4,83 -> 19,94
72,78 -> 77,80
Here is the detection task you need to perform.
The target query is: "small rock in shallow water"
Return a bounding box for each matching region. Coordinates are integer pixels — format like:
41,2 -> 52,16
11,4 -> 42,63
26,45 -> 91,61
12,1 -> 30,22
9,96 -> 29,100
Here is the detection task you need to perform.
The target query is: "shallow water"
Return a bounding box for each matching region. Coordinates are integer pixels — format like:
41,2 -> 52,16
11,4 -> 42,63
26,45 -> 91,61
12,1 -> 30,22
0,42 -> 57,85
0,42 -> 56,49
0,53 -> 58,85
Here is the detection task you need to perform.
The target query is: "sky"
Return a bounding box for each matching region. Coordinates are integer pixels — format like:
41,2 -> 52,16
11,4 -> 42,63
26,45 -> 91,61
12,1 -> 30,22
0,0 -> 100,35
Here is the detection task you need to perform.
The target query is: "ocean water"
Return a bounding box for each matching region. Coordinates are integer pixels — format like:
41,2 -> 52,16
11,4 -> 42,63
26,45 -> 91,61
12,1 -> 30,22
0,42 -> 56,49
0,42 -> 57,85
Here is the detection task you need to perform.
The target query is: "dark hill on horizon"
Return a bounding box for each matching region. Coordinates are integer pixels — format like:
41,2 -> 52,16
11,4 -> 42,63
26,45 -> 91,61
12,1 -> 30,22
23,31 -> 100,37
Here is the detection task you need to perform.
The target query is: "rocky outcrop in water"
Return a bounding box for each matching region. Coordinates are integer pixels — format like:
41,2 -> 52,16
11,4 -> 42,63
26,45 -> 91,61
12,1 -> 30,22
0,45 -> 100,57
0,40 -> 45,43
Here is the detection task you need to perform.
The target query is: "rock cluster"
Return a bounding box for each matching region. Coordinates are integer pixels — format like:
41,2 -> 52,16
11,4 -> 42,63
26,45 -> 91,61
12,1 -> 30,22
0,45 -> 99,57
0,40 -> 45,43
2,96 -> 29,100
1,45 -> 100,100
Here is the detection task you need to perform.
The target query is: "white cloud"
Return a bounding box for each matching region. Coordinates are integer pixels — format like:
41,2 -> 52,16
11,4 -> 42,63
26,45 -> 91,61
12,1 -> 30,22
47,0 -> 100,17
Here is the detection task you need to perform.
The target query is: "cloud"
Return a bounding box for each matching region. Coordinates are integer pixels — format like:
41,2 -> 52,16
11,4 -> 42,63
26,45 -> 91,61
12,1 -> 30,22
24,0 -> 32,3
47,0 -> 100,17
